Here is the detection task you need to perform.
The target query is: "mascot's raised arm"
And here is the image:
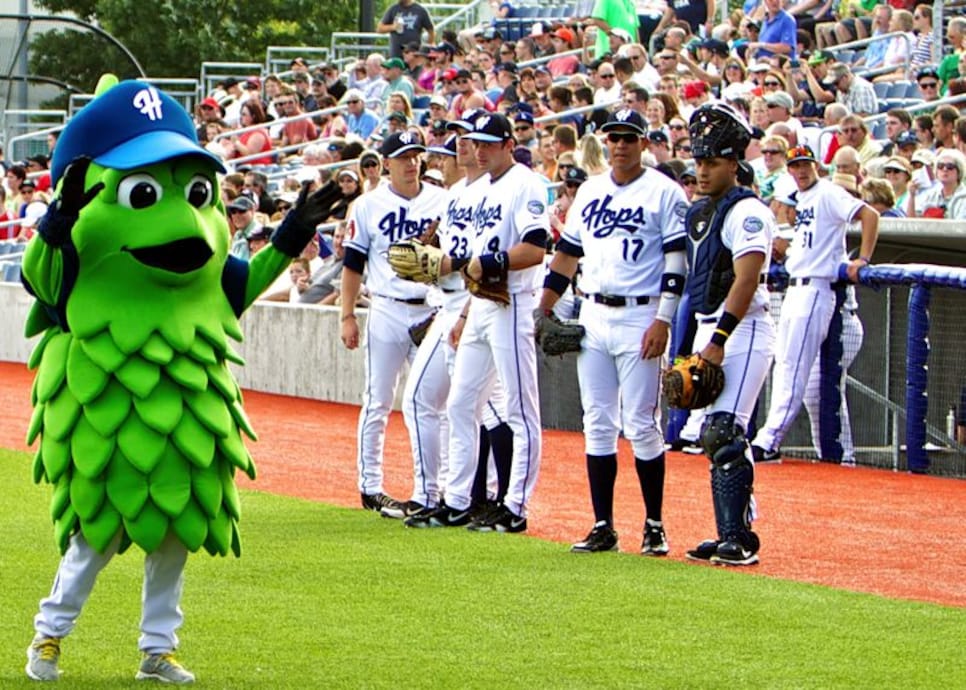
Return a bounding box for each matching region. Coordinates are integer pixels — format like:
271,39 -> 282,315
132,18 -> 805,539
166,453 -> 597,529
22,74 -> 343,684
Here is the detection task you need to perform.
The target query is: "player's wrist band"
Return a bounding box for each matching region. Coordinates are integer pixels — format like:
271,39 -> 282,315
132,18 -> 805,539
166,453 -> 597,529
450,257 -> 470,272
710,311 -> 739,347
544,270 -> 570,296
341,313 -> 356,322
480,251 -> 509,281
857,256 -> 871,264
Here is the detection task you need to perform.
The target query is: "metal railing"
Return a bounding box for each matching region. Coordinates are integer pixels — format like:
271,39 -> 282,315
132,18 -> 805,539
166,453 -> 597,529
199,61 -> 263,100
265,46 -> 329,76
3,110 -> 67,162
826,31 -> 912,80
330,32 -> 390,65
433,0 -> 485,31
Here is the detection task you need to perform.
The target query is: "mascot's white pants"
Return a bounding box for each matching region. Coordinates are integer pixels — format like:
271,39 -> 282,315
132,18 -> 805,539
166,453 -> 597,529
33,531 -> 187,653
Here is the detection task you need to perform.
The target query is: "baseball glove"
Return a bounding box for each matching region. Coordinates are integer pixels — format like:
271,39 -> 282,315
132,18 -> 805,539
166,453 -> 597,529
534,309 -> 585,356
662,354 -> 725,409
461,266 -> 510,306
388,239 -> 444,284
408,309 -> 438,346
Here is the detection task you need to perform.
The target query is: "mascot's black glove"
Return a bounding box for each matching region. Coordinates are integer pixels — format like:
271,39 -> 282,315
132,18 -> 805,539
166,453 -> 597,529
272,180 -> 345,257
37,156 -> 104,247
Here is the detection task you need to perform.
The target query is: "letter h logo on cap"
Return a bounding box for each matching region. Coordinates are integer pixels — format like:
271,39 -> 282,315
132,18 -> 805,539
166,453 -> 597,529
133,87 -> 164,121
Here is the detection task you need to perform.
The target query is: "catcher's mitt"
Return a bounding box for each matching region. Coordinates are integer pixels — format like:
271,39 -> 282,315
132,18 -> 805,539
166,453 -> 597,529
461,266 -> 510,306
662,354 -> 725,409
534,309 -> 585,356
388,239 -> 444,284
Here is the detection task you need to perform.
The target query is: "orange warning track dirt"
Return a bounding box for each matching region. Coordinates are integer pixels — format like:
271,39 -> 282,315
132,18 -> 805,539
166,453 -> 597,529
1,361 -> 962,608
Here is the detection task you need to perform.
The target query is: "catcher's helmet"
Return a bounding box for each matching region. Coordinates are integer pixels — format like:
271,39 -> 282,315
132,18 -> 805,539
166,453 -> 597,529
689,103 -> 753,161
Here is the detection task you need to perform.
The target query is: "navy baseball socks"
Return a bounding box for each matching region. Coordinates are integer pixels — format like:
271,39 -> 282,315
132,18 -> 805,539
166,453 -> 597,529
637,454 -> 669,556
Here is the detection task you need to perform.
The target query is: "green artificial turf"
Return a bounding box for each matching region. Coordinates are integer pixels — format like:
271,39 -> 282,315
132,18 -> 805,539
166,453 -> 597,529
1,448 -> 963,689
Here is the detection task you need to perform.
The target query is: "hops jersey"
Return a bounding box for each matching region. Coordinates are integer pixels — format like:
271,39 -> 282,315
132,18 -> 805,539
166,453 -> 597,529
437,175 -> 485,294
692,196 -> 776,319
345,181 -> 448,299
471,163 -> 549,294
562,167 -> 688,296
785,178 -> 864,280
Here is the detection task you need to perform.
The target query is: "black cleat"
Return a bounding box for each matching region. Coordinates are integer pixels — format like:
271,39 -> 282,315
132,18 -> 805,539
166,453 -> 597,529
404,502 -> 473,528
711,539 -> 760,566
571,521 -> 619,553
361,492 -> 405,516
751,445 -> 782,464
467,503 -> 527,533
686,539 -> 720,561
383,500 -> 426,520
641,519 -> 669,556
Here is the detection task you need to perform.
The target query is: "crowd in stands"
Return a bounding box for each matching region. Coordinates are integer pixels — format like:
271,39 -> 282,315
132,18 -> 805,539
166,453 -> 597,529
2,1 -> 965,294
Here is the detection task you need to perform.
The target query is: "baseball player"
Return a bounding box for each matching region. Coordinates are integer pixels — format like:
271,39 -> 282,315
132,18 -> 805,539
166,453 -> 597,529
340,130 -> 448,518
399,115 -> 514,521
537,108 -> 688,555
750,145 -> 878,462
416,112 -> 548,532
682,103 -> 778,566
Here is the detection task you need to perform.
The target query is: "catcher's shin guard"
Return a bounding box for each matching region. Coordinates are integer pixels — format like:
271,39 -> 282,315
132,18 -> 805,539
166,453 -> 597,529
702,413 -> 757,549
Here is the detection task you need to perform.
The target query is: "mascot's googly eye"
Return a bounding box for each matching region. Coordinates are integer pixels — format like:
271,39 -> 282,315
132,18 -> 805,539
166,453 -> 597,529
184,175 -> 214,208
117,174 -> 163,209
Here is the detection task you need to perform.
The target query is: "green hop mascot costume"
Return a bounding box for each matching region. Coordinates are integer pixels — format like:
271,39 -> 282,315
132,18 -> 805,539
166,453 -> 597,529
22,75 -> 343,683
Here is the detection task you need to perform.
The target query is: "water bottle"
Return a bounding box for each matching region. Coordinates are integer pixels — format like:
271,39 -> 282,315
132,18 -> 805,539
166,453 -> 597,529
946,406 -> 956,442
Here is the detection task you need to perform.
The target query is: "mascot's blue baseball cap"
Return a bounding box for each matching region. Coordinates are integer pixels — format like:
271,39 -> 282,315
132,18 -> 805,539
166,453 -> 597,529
51,75 -> 226,186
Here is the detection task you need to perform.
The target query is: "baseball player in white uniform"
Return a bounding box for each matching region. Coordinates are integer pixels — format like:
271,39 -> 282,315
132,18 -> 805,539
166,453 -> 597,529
751,145 -> 878,462
399,114 -> 515,521
682,103 -> 778,566
340,130 -> 448,518
537,108 -> 688,555
415,113 -> 548,533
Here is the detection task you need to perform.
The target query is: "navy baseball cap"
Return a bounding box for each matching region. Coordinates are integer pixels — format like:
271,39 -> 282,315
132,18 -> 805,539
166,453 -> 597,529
428,135 -> 458,157
379,130 -> 426,158
514,111 -> 534,125
52,79 -> 226,186
896,130 -> 919,147
462,113 -> 514,143
600,108 -> 647,136
647,130 -> 669,144
564,166 -> 588,184
512,145 -> 533,168
448,107 -> 486,132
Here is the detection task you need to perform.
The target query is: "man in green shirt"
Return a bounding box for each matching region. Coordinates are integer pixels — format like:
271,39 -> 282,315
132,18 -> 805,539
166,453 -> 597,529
938,18 -> 966,96
587,0 -> 638,60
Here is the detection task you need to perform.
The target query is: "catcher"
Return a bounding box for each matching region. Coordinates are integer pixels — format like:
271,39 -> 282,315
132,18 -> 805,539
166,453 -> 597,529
681,103 -> 777,566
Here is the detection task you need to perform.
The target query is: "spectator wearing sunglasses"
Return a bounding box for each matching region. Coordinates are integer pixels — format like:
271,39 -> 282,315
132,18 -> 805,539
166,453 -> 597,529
909,149 -> 966,219
358,150 -> 385,192
753,134 -> 789,203
342,88 -> 380,140
915,66 -> 941,103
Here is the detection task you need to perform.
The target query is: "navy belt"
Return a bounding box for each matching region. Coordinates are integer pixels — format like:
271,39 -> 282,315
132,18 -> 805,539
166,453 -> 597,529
592,294 -> 651,307
379,295 -> 426,305
441,287 -> 460,294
